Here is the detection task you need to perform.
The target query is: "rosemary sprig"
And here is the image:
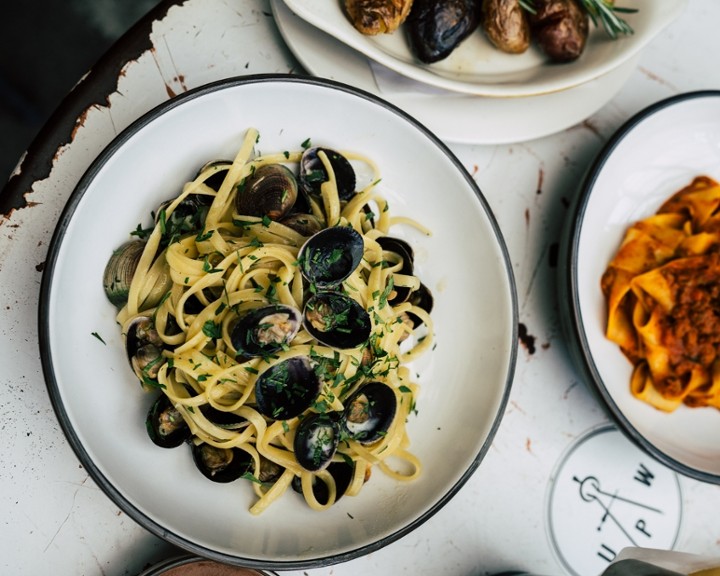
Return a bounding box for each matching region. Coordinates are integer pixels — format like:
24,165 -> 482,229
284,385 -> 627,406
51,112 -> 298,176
520,0 -> 637,39
580,0 -> 636,39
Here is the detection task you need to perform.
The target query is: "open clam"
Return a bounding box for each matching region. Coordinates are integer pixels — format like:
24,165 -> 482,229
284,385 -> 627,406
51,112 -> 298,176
279,212 -> 323,237
303,291 -> 371,350
103,239 -> 172,310
377,235 -> 434,329
157,192 -> 213,235
191,443 -> 253,483
298,226 -> 364,289
103,240 -> 145,308
230,304 -> 302,358
291,460 -> 355,505
294,412 -> 341,472
343,382 -> 398,445
199,405 -> 250,431
299,147 -> 356,204
125,315 -> 166,385
254,356 -> 322,420
146,394 -> 191,448
197,159 -> 232,192
378,236 -> 415,304
235,163 -> 298,221
407,282 -> 434,328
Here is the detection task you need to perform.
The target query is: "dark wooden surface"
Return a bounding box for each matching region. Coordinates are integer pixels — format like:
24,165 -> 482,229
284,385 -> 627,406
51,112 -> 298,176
0,0 -> 175,215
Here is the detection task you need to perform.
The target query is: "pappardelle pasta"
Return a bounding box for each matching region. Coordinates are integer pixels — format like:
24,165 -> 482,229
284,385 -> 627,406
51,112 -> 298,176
602,175 -> 720,412
103,128 -> 434,514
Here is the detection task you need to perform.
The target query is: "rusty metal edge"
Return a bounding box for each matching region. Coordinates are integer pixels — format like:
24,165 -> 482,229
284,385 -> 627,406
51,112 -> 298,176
0,0 -> 189,219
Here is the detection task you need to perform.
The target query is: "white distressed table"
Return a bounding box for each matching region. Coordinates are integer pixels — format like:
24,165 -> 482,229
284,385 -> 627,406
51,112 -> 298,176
1,1 -> 719,575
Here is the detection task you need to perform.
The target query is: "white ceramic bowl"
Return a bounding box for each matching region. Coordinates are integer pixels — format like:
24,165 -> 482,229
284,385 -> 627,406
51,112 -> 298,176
281,0 -> 687,97
559,91 -> 720,484
39,75 -> 517,568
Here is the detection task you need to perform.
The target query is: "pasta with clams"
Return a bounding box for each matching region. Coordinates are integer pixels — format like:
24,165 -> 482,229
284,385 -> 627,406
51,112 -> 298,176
103,128 -> 434,514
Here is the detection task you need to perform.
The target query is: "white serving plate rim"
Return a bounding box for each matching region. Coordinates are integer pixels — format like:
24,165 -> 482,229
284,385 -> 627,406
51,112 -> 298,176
38,74 -> 518,568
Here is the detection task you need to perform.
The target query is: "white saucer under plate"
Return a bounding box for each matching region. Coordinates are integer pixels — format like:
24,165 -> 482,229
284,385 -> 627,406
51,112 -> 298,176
271,0 -> 638,145
279,0 -> 684,98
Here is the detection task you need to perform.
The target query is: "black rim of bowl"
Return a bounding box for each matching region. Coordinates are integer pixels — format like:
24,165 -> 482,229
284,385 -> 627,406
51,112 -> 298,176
38,73 -> 519,569
560,89 -> 720,485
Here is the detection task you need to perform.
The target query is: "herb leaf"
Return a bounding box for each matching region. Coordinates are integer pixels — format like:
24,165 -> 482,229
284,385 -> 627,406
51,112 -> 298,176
520,0 -> 636,38
202,320 -> 222,340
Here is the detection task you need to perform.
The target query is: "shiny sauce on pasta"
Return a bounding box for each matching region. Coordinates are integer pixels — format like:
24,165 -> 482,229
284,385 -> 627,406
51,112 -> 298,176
602,175 -> 720,411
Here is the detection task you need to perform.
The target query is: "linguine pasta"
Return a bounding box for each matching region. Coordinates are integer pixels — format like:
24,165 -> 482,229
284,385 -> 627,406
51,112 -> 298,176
110,128 -> 433,514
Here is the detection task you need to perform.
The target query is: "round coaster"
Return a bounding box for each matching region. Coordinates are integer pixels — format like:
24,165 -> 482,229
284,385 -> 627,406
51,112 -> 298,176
546,425 -> 682,576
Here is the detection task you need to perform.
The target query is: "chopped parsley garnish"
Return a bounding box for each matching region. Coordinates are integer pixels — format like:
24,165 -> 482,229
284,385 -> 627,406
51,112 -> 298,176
232,218 -> 255,229
196,228 -> 214,242
242,471 -> 262,484
377,277 -> 394,310
202,255 -> 223,274
303,169 -> 326,184
312,399 -> 330,413
130,223 -> 152,240
202,320 -> 222,340
91,332 -> 106,344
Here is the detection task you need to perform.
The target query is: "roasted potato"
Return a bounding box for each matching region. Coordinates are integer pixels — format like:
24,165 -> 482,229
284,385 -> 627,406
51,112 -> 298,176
481,0 -> 530,54
528,0 -> 589,62
344,0 -> 415,35
406,0 -> 482,63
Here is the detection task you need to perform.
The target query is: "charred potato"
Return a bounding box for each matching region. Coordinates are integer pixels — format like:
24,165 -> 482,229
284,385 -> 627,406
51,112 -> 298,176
528,0 -> 589,62
344,0 -> 415,35
481,0 -> 530,54
406,0 -> 482,63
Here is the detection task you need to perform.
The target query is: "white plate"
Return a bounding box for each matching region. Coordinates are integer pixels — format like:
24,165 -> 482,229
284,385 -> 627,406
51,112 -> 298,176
559,91 -> 720,483
39,76 -> 517,568
281,0 -> 686,97
272,0 -> 638,145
